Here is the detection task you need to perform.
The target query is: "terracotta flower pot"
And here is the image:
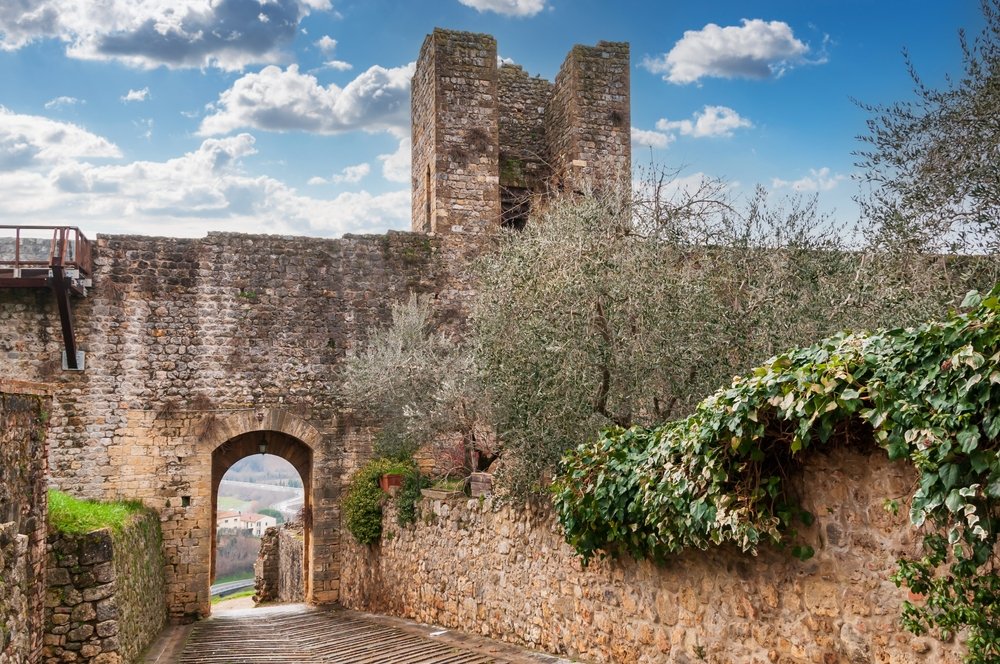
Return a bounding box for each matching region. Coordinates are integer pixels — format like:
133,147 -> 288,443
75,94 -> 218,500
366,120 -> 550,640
379,473 -> 404,493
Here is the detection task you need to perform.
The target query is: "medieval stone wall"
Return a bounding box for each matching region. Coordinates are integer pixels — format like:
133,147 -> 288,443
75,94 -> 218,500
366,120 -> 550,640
0,26 -> 635,627
0,230 -> 448,620
255,522 -> 304,604
341,445 -> 963,664
44,510 -> 166,664
546,42 -> 631,190
0,384 -> 50,664
498,65 -> 553,190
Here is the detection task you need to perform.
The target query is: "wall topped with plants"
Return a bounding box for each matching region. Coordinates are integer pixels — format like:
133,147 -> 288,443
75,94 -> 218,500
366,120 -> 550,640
554,287 -> 1000,662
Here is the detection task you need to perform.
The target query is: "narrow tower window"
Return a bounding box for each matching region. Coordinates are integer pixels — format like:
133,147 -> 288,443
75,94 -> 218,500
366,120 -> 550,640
425,166 -> 432,232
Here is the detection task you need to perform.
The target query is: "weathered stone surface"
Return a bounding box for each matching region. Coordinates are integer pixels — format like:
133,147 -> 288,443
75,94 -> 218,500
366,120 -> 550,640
341,447 -> 967,664
44,512 -> 165,664
0,28 -> 631,624
0,386 -> 50,664
255,521 -> 304,604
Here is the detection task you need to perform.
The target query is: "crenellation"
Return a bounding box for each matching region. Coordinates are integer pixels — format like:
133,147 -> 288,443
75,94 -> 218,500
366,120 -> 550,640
413,29 -> 630,239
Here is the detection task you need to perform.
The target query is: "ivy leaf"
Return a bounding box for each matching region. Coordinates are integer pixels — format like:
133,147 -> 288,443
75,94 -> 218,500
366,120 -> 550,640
962,290 -> 982,308
957,427 -> 981,454
939,463 -> 960,490
945,489 -> 964,513
970,451 -> 990,474
887,440 -> 909,460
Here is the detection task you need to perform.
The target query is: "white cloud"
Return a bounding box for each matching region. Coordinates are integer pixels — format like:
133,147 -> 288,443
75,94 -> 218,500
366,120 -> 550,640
772,167 -> 845,192
307,176 -> 327,185
497,55 -> 515,67
0,127 -> 409,236
655,106 -> 752,138
0,0 -> 333,70
44,96 -> 83,110
121,87 -> 149,103
134,118 -> 153,140
330,162 -> 370,183
378,138 -> 410,183
199,62 -> 414,137
643,19 -> 813,84
0,107 -> 120,170
630,127 -> 673,150
315,35 -> 337,53
322,59 -> 353,71
457,0 -> 546,17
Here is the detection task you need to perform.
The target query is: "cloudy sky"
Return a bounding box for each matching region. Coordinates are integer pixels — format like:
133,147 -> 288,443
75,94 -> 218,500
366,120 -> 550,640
0,0 -> 984,238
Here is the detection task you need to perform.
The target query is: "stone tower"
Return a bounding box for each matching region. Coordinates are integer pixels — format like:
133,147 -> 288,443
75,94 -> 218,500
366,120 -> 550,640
411,28 -> 631,237
410,29 -> 501,242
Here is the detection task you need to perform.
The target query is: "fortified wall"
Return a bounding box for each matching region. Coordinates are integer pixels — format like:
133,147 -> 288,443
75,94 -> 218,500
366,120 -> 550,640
0,28 -> 631,623
0,383 -> 50,664
341,445 -> 963,664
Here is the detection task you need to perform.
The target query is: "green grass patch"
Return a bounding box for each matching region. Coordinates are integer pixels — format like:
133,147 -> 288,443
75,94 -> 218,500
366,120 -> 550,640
47,490 -> 144,535
211,589 -> 255,605
213,571 -> 253,584
431,477 -> 465,492
217,496 -> 250,511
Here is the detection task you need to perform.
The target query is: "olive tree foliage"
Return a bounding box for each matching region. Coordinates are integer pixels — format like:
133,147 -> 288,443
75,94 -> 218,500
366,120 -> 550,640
473,169 -> 983,498
339,295 -> 488,469
855,0 -> 1000,256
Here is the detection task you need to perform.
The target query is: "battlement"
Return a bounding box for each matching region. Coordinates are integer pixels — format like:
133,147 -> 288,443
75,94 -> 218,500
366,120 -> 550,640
411,29 -> 630,236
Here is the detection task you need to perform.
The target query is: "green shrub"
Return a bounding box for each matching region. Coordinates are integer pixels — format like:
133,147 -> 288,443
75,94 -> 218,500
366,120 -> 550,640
47,490 -> 144,535
342,458 -> 411,545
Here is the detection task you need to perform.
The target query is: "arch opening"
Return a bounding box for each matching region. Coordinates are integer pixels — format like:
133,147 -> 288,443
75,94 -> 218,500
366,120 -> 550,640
210,430 -> 313,610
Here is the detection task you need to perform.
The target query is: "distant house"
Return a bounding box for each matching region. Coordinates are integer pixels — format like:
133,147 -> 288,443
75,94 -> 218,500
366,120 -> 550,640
216,510 -> 276,536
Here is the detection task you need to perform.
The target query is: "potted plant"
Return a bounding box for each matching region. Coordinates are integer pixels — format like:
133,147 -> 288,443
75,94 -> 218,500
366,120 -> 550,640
379,472 -> 404,494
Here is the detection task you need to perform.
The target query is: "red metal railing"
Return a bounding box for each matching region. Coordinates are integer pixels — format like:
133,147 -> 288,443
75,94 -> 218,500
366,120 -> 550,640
0,225 -> 92,278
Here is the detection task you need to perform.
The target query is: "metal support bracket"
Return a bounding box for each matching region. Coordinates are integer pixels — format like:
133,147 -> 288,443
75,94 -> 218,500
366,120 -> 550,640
50,264 -> 82,371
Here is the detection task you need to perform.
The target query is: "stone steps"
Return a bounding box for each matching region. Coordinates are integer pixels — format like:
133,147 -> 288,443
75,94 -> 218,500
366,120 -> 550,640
176,604 -> 510,664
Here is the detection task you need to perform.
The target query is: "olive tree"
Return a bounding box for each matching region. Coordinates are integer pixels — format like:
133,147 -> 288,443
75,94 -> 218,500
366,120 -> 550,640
855,0 -> 1000,255
339,294 -> 490,473
473,172 -> 889,497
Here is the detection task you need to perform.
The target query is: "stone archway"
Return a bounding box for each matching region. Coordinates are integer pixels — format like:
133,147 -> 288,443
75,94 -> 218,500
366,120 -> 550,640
205,409 -> 325,612
211,430 -> 312,603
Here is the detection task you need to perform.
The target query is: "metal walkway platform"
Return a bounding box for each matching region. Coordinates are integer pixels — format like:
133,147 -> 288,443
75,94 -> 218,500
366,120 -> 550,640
147,604 -> 577,664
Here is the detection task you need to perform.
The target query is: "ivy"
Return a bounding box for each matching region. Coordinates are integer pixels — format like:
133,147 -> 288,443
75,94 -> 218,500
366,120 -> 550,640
553,286 -> 1000,662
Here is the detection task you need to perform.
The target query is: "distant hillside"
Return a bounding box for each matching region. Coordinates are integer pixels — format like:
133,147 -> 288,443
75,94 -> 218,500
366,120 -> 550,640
224,455 -> 303,487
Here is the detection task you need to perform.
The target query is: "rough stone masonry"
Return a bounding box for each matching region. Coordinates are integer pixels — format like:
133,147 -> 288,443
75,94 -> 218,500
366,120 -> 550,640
0,28 -> 630,622
0,382 -> 50,664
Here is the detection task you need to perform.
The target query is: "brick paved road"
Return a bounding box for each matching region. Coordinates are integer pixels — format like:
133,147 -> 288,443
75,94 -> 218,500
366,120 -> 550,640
146,604 -> 576,664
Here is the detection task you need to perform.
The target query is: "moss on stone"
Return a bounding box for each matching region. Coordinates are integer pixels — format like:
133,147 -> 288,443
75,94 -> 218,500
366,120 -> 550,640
47,490 -> 145,535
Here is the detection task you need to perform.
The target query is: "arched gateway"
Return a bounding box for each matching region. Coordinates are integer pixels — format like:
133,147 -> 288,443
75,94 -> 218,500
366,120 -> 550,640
192,409 -> 337,618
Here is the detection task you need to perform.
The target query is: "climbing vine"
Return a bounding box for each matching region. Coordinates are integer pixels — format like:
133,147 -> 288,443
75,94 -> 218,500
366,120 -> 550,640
553,286 -> 1000,662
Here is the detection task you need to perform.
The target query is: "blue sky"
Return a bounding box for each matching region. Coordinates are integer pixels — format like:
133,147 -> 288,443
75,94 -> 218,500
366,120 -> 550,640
0,1 -> 985,238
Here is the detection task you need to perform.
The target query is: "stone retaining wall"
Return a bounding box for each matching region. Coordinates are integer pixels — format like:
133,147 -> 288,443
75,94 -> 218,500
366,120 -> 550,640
255,521 -> 304,604
44,510 -> 166,664
341,445 -> 965,664
0,385 -> 51,664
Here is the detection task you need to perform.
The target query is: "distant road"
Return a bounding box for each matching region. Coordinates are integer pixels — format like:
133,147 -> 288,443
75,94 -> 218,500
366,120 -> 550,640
211,579 -> 255,597
273,494 -> 304,519
219,479 -> 304,495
